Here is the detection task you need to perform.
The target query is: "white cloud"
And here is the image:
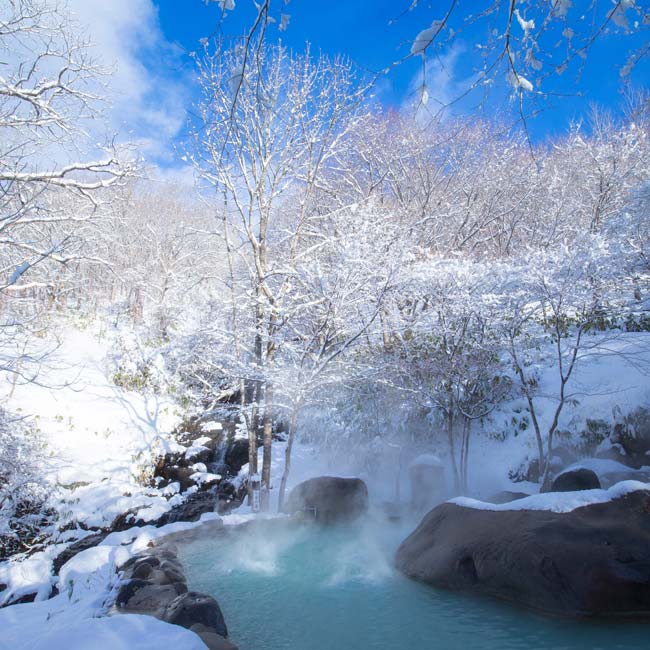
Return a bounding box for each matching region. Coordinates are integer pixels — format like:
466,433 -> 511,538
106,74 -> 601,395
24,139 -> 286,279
404,43 -> 472,121
66,0 -> 190,166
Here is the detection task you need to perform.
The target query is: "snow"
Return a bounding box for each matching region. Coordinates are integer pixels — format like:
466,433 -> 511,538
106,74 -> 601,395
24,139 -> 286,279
559,334 -> 650,425
58,545 -> 128,602
0,545 -> 64,606
480,331 -> 650,494
200,421 -> 222,433
1,323 -> 648,645
0,514 -> 255,650
514,9 -> 535,34
215,0 -> 235,11
9,612 -> 209,650
450,480 -> 650,513
0,322 -> 181,532
61,482 -> 174,529
411,21 -> 443,56
509,70 -> 534,92
0,509 -> 284,647
191,471 -> 222,486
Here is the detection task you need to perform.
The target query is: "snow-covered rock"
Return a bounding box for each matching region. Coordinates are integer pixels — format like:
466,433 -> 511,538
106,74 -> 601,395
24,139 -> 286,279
397,482 -> 650,617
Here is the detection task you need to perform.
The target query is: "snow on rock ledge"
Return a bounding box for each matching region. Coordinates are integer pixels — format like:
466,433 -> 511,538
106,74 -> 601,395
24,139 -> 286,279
450,480 -> 650,513
397,483 -> 650,617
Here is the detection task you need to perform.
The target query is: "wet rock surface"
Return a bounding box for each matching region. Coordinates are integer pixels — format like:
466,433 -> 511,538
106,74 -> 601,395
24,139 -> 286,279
190,623 -> 239,650
163,591 -> 228,637
396,488 -> 650,618
116,544 -> 236,648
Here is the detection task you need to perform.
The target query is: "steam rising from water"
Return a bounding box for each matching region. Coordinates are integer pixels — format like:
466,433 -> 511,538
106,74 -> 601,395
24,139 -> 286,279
199,509 -> 419,586
323,514 -> 409,586
209,519 -> 311,576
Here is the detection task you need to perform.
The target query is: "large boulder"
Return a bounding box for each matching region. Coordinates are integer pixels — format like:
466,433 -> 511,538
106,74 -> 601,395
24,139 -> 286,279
52,532 -> 107,574
190,624 -> 239,650
164,592 -> 228,638
285,476 -> 368,523
116,547 -> 189,617
115,547 -> 231,645
395,488 -> 650,617
543,468 -> 601,493
160,466 -> 196,491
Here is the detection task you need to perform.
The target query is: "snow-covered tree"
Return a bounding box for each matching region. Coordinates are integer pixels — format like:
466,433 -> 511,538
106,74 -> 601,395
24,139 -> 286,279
190,38 -> 368,508
0,0 -> 133,375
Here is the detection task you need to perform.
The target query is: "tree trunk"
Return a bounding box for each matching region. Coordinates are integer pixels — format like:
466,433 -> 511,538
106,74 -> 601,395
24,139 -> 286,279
460,416 -> 471,495
244,378 -> 258,504
260,381 -> 274,512
277,406 -> 300,513
446,408 -> 461,494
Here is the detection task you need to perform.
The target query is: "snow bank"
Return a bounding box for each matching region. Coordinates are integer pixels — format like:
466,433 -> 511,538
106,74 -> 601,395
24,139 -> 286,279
0,599 -> 208,650
450,480 -> 650,513
0,515 -> 237,650
0,323 -> 181,533
0,545 -> 64,606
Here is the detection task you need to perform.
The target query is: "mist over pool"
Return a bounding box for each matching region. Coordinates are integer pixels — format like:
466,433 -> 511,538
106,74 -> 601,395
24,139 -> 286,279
178,515 -> 650,650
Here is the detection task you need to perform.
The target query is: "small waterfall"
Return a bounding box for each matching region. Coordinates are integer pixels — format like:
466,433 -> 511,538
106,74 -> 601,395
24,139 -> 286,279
210,438 -> 229,477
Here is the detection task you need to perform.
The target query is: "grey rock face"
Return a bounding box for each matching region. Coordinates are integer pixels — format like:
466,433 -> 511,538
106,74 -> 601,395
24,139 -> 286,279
396,488 -> 650,617
164,591 -> 228,638
117,582 -> 186,617
285,476 -> 369,523
190,624 -> 239,650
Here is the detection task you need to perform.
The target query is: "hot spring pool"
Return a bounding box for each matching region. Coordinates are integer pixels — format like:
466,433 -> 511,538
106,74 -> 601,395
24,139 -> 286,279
177,517 -> 649,650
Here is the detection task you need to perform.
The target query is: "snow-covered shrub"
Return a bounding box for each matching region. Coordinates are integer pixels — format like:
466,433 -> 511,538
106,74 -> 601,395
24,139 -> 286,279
0,409 -> 53,558
109,331 -> 168,394
163,327 -> 238,413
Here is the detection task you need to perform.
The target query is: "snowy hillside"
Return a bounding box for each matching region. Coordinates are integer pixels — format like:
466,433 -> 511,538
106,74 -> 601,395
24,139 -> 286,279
1,323 -> 181,534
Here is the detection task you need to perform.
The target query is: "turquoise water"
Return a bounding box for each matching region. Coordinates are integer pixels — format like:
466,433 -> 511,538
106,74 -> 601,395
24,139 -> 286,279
178,518 -> 649,650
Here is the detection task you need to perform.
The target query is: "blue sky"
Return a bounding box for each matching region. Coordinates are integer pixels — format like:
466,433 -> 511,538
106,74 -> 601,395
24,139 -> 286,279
69,0 -> 649,173
162,1 -> 649,138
